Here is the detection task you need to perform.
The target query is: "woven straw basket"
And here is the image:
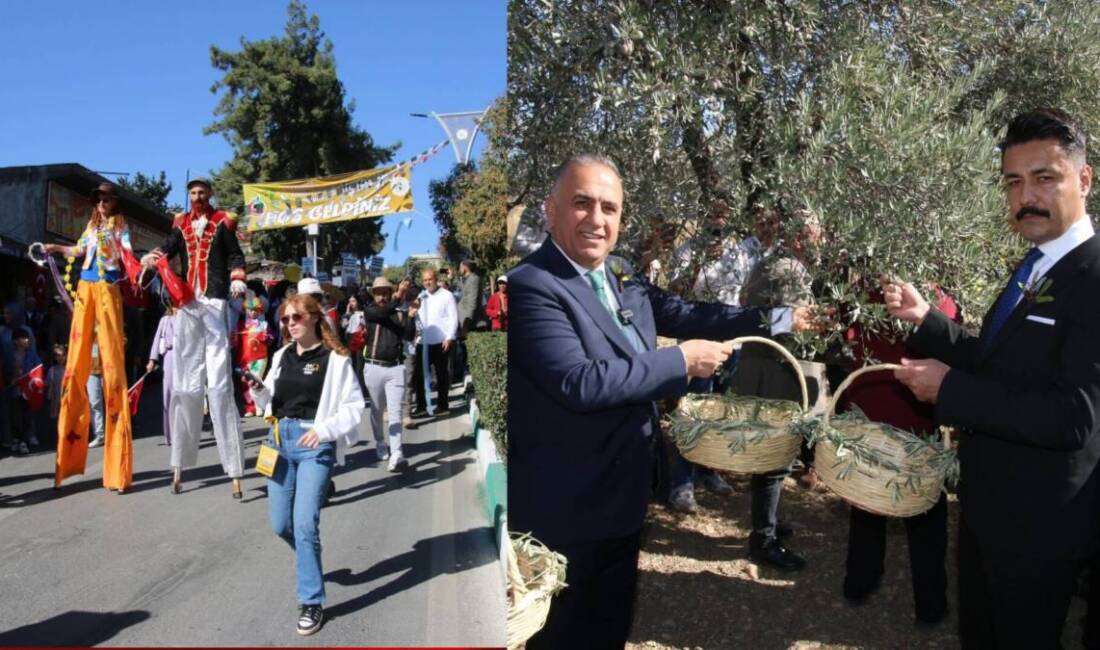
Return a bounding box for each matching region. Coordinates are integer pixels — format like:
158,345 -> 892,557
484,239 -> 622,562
506,532 -> 568,649
673,336 -> 808,474
814,364 -> 951,517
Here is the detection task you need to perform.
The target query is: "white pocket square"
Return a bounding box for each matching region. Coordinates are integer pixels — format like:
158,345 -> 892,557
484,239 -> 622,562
1025,315 -> 1056,326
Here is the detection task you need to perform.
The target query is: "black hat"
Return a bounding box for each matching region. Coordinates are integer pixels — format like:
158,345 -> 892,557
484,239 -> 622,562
90,182 -> 119,200
187,177 -> 213,192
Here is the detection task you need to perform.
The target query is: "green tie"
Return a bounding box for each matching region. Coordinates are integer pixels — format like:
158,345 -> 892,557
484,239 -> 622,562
586,270 -> 643,352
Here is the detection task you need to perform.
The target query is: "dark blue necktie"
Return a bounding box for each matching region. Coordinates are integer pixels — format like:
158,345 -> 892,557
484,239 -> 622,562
982,247 -> 1043,350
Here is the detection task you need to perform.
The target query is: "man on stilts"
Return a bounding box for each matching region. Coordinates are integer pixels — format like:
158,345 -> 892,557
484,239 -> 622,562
144,177 -> 248,498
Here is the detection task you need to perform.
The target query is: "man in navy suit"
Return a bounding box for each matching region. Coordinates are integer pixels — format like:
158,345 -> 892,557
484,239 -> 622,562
508,154 -> 815,649
885,109 -> 1100,647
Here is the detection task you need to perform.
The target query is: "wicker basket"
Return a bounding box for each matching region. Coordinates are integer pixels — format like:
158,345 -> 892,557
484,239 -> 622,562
671,336 -> 808,474
506,532 -> 568,649
814,364 -> 953,517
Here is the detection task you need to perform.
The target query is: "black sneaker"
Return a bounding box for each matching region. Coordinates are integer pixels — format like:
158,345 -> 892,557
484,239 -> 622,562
748,536 -> 807,571
297,604 -> 324,636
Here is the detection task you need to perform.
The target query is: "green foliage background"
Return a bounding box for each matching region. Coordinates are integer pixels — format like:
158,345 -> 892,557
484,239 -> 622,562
467,331 -> 508,462
507,0 -> 1100,353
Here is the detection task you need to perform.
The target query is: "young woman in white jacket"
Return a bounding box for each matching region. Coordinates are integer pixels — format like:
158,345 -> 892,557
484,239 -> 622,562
247,293 -> 364,636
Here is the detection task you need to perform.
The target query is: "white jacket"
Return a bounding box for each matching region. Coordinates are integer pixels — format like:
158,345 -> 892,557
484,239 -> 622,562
250,344 -> 365,465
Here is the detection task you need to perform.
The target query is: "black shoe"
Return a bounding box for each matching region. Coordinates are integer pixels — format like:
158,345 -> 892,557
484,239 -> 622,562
776,520 -> 794,539
297,604 -> 324,636
843,572 -> 883,605
322,480 -> 336,507
748,537 -> 806,571
410,409 -> 429,419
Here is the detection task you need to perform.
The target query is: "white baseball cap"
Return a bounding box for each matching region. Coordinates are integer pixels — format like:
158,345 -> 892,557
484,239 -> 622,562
298,277 -> 323,296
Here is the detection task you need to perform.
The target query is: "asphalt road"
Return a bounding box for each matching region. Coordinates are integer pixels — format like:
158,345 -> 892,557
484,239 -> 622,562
0,378 -> 505,646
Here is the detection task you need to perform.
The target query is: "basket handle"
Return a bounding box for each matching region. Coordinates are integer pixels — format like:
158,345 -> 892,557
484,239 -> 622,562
724,336 -> 809,412
825,362 -> 953,449
826,363 -> 901,425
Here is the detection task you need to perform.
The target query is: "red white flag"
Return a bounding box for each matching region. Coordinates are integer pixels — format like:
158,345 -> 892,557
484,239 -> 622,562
128,374 -> 147,417
15,364 -> 45,411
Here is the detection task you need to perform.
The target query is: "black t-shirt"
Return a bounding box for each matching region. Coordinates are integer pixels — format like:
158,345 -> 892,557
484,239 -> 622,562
272,343 -> 329,420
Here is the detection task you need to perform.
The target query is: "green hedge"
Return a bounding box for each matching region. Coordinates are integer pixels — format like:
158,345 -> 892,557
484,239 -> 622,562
467,331 -> 507,462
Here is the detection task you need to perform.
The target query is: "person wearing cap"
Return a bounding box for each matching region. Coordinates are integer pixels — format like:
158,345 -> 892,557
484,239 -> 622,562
297,278 -> 338,331
142,177 -> 249,498
360,276 -> 417,470
485,275 -> 508,332
43,181 -> 143,493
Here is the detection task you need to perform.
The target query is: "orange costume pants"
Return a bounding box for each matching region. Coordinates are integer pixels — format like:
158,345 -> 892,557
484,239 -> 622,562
56,280 -> 132,490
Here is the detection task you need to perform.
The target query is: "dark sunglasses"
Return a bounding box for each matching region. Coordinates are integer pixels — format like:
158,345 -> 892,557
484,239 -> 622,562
280,312 -> 306,325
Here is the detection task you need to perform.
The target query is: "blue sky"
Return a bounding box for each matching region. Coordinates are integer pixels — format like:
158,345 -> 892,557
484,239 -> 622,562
0,1 -> 505,266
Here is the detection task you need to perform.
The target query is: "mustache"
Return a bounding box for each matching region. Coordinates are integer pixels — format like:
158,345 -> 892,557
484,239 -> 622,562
1015,207 -> 1050,220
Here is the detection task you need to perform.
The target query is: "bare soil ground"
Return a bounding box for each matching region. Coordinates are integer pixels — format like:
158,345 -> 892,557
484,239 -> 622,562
626,474 -> 1088,650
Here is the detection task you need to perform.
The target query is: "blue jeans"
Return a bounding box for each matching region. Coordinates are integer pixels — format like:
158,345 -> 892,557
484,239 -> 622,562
266,418 -> 335,606
87,374 -> 105,438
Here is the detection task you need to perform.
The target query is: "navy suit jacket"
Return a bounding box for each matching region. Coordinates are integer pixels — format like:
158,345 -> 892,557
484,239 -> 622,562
507,239 -> 769,545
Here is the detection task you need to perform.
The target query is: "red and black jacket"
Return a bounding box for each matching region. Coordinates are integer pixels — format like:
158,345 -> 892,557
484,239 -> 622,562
157,211 -> 246,301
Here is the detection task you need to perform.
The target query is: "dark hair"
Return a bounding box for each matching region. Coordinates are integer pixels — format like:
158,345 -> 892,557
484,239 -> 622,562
11,327 -> 29,341
460,259 -> 474,273
1000,108 -> 1088,162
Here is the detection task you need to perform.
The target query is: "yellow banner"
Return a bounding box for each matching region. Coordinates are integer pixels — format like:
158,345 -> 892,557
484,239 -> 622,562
243,165 -> 413,231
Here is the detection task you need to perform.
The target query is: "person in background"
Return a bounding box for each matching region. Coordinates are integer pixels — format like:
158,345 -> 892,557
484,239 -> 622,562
247,293 -> 364,636
47,344 -> 65,425
484,276 -> 508,332
840,281 -> 955,627
729,212 -> 825,571
342,294 -> 366,355
236,294 -> 271,417
86,337 -> 106,449
147,301 -> 177,445
414,268 -> 457,416
6,327 -> 41,453
395,278 -> 421,430
457,259 -> 486,376
360,277 -> 417,470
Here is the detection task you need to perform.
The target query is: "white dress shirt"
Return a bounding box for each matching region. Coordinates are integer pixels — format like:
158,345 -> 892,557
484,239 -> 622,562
1021,215 -> 1095,305
420,287 -> 458,345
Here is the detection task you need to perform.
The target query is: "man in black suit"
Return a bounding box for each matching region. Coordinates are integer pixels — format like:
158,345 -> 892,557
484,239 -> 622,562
884,108 -> 1100,648
508,154 -> 818,649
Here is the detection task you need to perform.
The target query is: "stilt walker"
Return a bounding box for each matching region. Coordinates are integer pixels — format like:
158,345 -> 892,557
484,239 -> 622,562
46,182 -> 143,493
143,177 -> 248,498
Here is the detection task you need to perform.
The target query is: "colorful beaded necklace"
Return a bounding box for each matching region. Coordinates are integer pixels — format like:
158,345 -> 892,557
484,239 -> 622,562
63,215 -> 117,300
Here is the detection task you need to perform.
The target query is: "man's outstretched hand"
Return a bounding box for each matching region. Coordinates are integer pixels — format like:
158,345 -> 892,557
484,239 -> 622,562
881,275 -> 930,325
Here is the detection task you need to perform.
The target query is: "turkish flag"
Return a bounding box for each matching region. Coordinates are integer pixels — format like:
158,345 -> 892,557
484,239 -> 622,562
15,364 -> 45,411
128,374 -> 147,417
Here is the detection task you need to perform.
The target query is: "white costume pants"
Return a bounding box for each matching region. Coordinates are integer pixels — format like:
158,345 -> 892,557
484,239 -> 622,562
169,295 -> 244,477
362,361 -> 405,455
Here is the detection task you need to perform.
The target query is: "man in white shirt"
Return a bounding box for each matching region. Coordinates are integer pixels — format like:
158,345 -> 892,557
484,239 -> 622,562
414,268 -> 458,414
